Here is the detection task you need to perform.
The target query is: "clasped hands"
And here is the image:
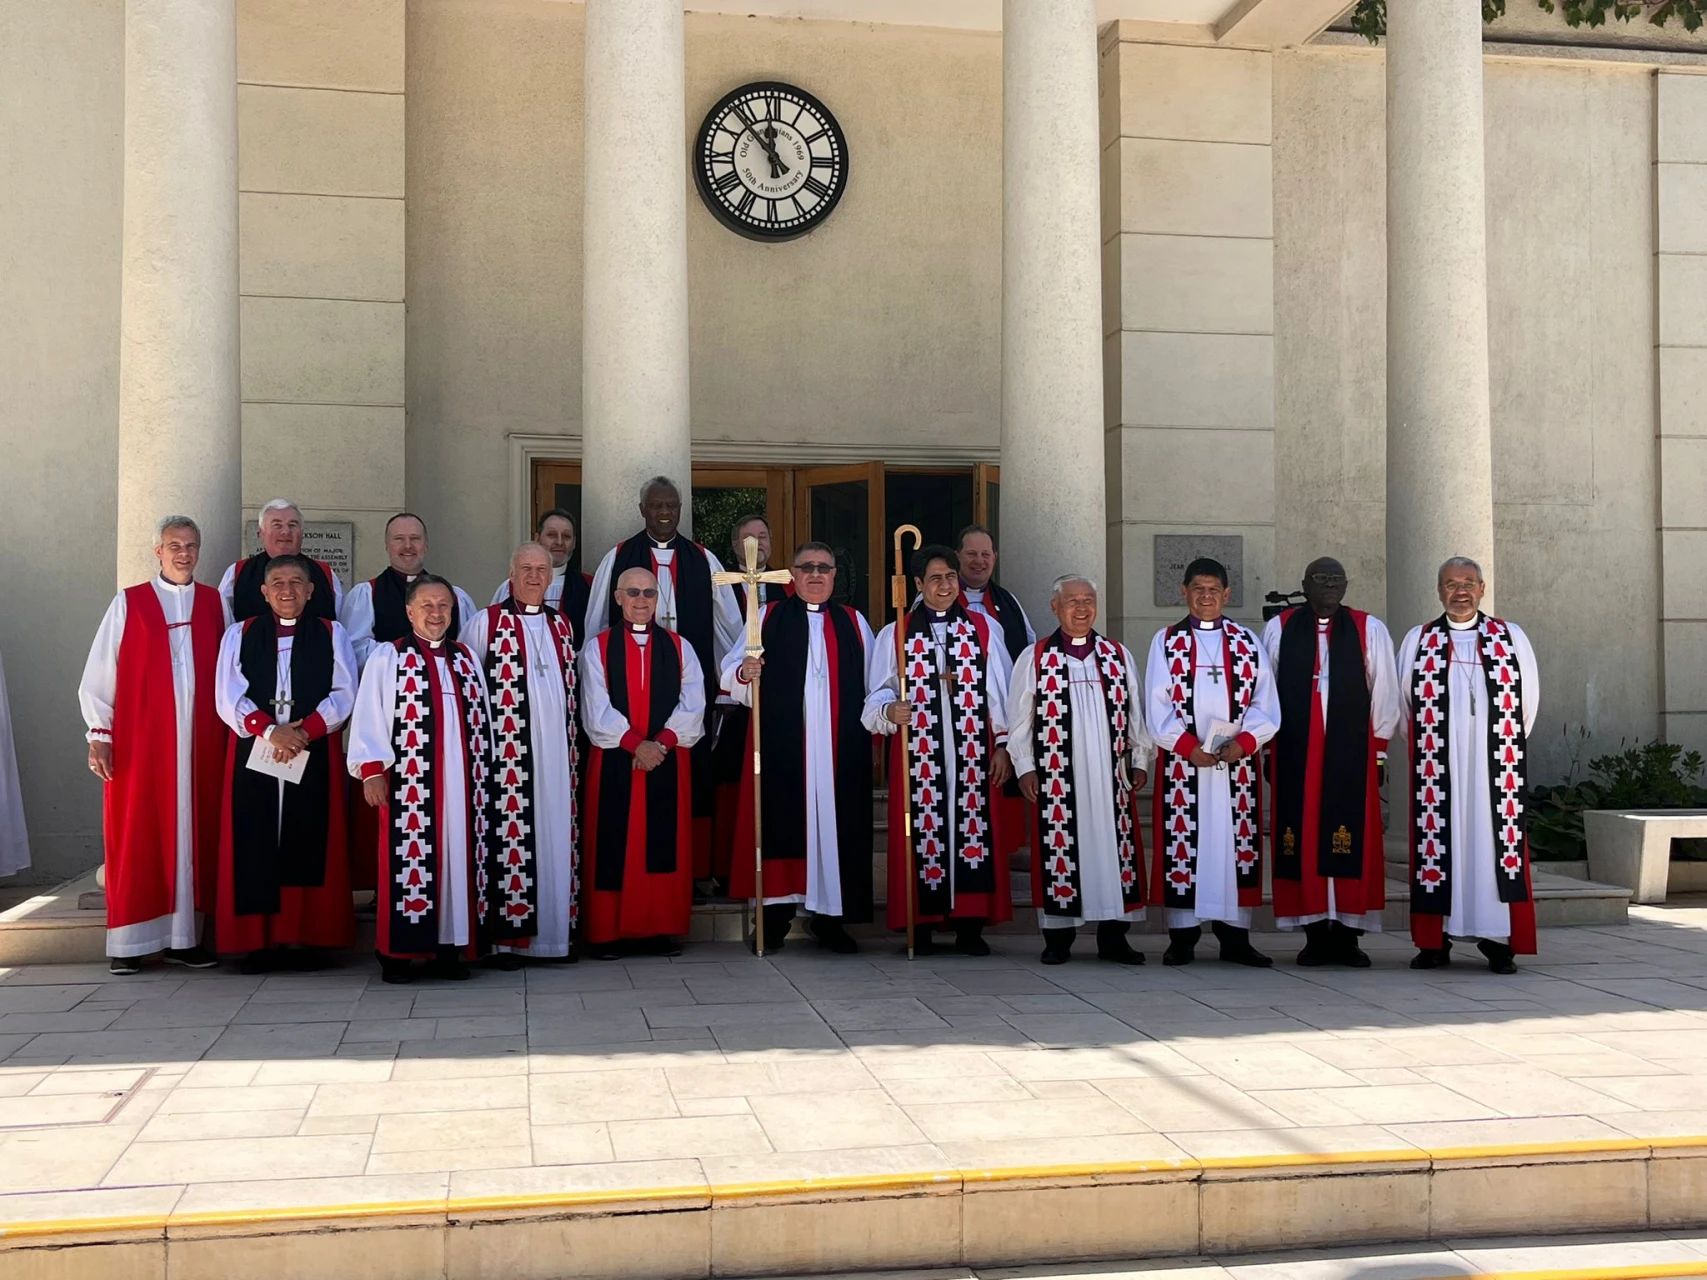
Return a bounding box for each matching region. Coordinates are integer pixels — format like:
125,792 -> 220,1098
266,721 -> 311,761
1189,740 -> 1247,769
632,740 -> 669,772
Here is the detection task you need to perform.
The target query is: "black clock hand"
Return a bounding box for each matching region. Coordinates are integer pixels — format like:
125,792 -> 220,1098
731,104 -> 790,179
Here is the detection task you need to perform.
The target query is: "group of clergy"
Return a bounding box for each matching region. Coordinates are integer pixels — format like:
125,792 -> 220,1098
78,474 -> 1541,983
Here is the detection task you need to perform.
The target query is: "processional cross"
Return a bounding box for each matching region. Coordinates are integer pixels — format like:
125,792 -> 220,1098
712,535 -> 793,957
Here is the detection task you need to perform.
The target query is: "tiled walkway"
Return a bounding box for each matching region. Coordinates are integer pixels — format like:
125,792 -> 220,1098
4,907 -> 1707,1220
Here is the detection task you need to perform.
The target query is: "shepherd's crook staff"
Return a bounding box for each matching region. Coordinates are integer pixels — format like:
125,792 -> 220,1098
712,536 -> 792,957
891,524 -> 922,961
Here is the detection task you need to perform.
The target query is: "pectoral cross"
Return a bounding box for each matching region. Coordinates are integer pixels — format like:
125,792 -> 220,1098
712,537 -> 793,661
271,695 -> 294,721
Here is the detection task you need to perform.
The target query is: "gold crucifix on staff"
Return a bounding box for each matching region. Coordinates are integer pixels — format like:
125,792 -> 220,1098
712,534 -> 793,958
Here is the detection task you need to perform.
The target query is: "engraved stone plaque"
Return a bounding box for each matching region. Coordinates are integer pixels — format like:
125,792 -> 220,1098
1153,534 -> 1244,609
246,520 -> 356,587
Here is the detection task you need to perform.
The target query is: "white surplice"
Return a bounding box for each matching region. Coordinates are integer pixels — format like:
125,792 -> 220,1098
459,606 -> 578,956
719,604 -> 877,914
77,578 -> 231,954
347,640 -> 484,947
1144,620 -> 1281,930
214,618 -> 359,834
492,564 -> 568,609
341,578 -> 478,670
217,558 -> 344,619
585,541 -> 743,683
579,626 -> 707,753
1009,636 -> 1152,928
864,611 -> 1013,910
964,585 -> 1036,649
0,647 -> 31,879
1260,610 -> 1402,932
1396,617 -> 1541,944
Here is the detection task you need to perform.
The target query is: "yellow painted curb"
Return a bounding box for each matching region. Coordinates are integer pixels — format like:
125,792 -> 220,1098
1,1134 -> 1701,1246
1418,1267 -> 1707,1280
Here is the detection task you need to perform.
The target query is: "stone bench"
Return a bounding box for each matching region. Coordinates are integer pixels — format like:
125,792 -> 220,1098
1584,809 -> 1707,904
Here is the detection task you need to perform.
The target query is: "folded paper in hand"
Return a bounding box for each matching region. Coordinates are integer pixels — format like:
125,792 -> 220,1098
246,740 -> 309,785
1204,719 -> 1242,755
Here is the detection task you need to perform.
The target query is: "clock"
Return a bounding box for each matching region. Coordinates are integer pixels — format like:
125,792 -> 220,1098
694,81 -> 848,241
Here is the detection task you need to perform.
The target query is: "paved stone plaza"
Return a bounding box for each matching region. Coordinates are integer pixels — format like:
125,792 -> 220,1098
3,905 -> 1707,1218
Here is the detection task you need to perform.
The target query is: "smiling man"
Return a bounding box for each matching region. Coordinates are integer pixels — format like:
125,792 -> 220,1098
341,512 -> 478,669
1397,557 -> 1541,975
1010,575 -> 1151,966
79,516 -> 230,974
1144,557 -> 1280,968
220,497 -> 343,623
492,508 -> 591,628
721,541 -> 875,954
1262,557 -> 1400,968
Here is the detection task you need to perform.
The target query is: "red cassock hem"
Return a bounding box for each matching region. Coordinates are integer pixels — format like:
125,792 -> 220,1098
213,732 -> 357,954
580,745 -> 694,944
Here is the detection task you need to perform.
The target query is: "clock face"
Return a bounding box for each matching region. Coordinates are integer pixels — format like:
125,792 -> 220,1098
694,81 -> 848,242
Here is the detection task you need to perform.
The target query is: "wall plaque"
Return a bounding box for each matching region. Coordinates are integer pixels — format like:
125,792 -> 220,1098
1153,534 -> 1244,609
245,520 -> 356,588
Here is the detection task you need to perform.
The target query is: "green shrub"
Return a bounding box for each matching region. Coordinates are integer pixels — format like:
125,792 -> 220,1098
1526,737 -> 1707,861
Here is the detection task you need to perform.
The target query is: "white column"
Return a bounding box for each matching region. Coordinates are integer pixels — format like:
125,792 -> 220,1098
116,0 -> 242,588
1000,0 -> 1107,621
580,0 -> 693,557
1385,0 -> 1497,626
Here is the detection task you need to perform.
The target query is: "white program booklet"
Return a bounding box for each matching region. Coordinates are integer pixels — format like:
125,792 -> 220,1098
1204,718 -> 1243,754
246,740 -> 309,785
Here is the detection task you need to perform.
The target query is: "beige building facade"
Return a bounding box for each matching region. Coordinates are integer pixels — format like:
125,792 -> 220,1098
3,0 -> 1705,883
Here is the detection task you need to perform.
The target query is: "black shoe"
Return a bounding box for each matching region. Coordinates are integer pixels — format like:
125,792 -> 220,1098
582,942 -> 623,961
282,946 -> 329,972
377,954 -> 414,985
907,929 -> 939,956
1040,927 -> 1075,966
1095,921 -> 1145,966
1296,920 -> 1336,967
1328,921 -> 1373,968
1409,943 -> 1453,970
693,878 -> 715,906
1162,926 -> 1201,966
1477,939 -> 1518,975
642,935 -> 683,958
1212,922 -> 1273,968
807,916 -> 860,955
426,947 -> 471,981
108,956 -> 143,976
550,950 -> 579,965
486,951 -> 524,972
754,904 -> 795,954
239,949 -> 281,975
161,946 -> 218,969
953,923 -> 991,957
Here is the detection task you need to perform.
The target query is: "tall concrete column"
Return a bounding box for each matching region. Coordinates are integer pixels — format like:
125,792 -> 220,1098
1000,0 -> 1107,618
116,0 -> 242,588
580,0 -> 693,557
1385,0 -> 1497,626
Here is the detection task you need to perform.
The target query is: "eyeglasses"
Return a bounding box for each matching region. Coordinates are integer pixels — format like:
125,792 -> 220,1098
794,562 -> 834,575
1307,574 -> 1347,587
620,587 -> 658,599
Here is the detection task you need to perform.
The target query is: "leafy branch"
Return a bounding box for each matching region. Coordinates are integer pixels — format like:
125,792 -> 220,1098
1351,0 -> 1706,42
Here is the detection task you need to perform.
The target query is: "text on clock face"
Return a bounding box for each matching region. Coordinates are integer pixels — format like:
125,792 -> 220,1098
701,87 -> 844,233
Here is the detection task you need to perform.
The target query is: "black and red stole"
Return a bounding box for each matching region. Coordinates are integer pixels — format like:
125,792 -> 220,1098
755,598 -> 874,922
106,582 -> 225,927
371,569 -> 462,645
479,602 -> 578,943
1153,618 -> 1263,910
593,626 -> 683,890
967,582 -> 1029,665
380,637 -> 490,957
1030,631 -> 1146,916
1273,607 -> 1374,883
231,553 -> 337,623
901,605 -> 995,916
1408,613 -> 1531,915
229,614 -> 335,915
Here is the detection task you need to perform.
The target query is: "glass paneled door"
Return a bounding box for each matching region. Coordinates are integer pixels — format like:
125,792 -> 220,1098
531,462 -> 585,577
795,463 -> 884,620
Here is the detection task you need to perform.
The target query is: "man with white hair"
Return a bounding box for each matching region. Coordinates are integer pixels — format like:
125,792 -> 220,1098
492,508 -> 591,632
1397,556 -> 1541,975
460,543 -> 583,965
342,512 -> 478,669
221,498 -> 343,623
1010,575 -> 1150,965
79,516 -> 230,974
586,476 -> 741,875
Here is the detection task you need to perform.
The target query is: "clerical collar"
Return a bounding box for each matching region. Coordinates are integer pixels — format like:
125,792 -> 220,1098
649,536 -> 674,549
931,610 -> 949,621
552,564 -> 566,579
416,633 -> 443,651
1068,634 -> 1089,646
805,602 -> 823,613
629,622 -> 649,633
405,573 -> 418,583
157,574 -> 192,591
1194,617 -> 1222,631
520,603 -> 543,615
276,617 -> 298,630
1448,615 -> 1479,631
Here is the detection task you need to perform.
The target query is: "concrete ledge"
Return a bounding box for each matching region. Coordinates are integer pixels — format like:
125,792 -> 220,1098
4,1137 -> 1705,1279
1586,809 -> 1707,904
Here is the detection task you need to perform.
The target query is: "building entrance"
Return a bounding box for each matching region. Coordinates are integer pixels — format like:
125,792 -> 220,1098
532,460 -> 1000,625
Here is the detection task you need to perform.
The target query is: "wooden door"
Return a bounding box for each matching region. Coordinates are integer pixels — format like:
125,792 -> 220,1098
796,462 -> 884,620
